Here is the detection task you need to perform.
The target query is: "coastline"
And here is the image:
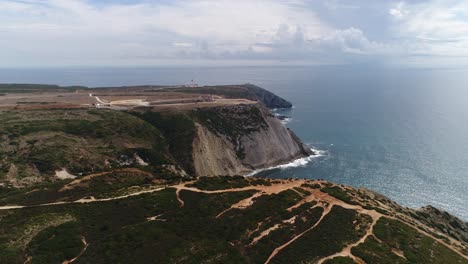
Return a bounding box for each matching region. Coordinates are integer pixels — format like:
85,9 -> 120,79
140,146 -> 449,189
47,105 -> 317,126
246,146 -> 326,177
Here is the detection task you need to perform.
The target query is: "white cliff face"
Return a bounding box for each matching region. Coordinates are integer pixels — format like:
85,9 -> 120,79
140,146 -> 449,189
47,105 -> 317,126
192,123 -> 250,176
240,111 -> 308,169
192,105 -> 311,176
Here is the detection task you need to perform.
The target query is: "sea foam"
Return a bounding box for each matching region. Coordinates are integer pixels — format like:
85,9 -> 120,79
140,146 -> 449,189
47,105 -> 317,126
246,147 -> 326,176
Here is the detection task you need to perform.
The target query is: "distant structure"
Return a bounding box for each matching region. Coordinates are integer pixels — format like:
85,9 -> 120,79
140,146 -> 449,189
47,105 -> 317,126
197,95 -> 213,102
189,79 -> 199,87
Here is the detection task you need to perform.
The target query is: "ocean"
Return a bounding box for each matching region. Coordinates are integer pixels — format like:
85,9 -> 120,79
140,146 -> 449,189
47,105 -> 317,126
1,65 -> 467,220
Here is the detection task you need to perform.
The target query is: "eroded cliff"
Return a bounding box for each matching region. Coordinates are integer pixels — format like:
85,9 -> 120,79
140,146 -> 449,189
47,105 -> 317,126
192,104 -> 313,176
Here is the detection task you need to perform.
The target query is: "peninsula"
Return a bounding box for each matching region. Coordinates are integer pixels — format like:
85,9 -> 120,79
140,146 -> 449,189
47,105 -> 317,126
0,84 -> 466,263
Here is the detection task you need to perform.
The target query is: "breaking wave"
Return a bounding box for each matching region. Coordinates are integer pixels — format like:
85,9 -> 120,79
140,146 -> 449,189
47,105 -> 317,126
246,146 -> 326,176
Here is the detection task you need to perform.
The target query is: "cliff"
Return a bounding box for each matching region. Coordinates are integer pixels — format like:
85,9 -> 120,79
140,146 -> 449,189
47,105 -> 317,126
0,84 -> 466,263
242,83 -> 293,108
192,104 -> 312,176
156,83 -> 293,109
0,104 -> 309,187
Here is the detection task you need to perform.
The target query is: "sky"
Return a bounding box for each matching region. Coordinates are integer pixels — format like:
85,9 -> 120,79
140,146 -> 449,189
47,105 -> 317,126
2,0 -> 468,67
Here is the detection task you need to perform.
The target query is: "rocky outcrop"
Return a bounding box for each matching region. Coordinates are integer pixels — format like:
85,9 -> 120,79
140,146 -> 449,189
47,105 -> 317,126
192,104 -> 312,176
242,84 -> 293,108
416,205 -> 468,242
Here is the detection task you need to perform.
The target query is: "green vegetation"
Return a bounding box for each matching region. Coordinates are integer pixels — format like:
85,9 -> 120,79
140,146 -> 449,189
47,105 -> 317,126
187,176 -> 250,190
0,188 -> 256,264
0,109 -> 173,185
246,205 -> 323,263
323,256 -> 356,264
0,84 -> 87,93
0,169 -> 175,206
219,189 -> 303,242
301,183 -> 321,189
194,105 -> 267,138
0,97 -> 466,263
132,111 -> 196,175
367,217 -> 467,264
157,84 -> 293,108
158,85 -> 255,101
322,186 -> 359,205
248,177 -> 272,186
194,105 -> 267,159
0,176 -> 466,263
271,206 -> 371,263
351,235 -> 406,264
26,222 -> 84,263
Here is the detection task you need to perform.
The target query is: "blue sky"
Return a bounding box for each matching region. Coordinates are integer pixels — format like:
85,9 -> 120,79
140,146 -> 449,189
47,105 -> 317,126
2,0 -> 468,67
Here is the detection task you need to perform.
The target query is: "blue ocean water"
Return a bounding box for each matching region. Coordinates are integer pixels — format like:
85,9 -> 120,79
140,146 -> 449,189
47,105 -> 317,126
1,65 -> 467,220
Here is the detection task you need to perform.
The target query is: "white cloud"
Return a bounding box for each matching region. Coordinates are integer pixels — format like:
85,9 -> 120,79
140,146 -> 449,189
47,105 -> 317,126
389,1 -> 468,57
7,0 -> 468,67
173,42 -> 194,48
324,0 -> 360,10
389,2 -> 408,19
0,0 -> 340,65
0,0 -> 392,66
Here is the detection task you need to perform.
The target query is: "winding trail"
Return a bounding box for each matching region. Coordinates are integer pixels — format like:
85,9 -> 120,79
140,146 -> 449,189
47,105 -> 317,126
0,178 -> 466,262
62,236 -> 88,264
317,215 -> 381,264
0,187 -> 165,211
264,204 -> 333,264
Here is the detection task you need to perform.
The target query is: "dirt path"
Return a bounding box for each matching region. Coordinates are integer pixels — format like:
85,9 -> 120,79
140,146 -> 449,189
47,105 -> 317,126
62,236 -> 88,264
176,188 -> 185,207
216,192 -> 264,218
60,168 -> 153,191
317,215 -> 381,264
0,187 -> 165,211
263,186 -> 388,264
173,179 -> 307,210
264,204 -> 333,264
1,179 -> 465,261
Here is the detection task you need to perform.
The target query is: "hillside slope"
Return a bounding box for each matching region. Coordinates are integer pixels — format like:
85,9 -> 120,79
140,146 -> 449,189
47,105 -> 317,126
0,84 -> 466,263
0,103 -> 311,187
0,176 -> 466,264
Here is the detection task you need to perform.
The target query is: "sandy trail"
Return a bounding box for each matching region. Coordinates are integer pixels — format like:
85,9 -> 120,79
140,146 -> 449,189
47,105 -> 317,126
173,179 -> 307,210
0,187 -> 165,211
250,224 -> 282,245
264,204 -> 333,264
60,168 -> 153,191
216,192 -> 264,218
176,188 -> 185,207
62,236 -> 88,264
0,179 -> 465,261
317,215 -> 381,264
263,186 -> 388,264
